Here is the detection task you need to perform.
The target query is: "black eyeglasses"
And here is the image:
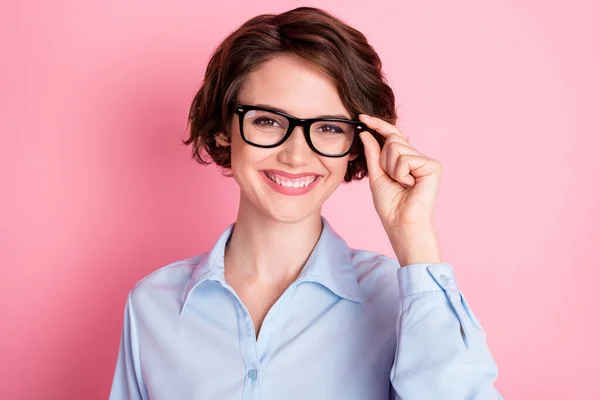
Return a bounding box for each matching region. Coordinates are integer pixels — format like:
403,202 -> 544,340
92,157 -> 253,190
233,104 -> 373,158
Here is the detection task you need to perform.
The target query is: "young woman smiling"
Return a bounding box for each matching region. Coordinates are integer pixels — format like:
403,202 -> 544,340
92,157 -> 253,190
109,7 -> 502,400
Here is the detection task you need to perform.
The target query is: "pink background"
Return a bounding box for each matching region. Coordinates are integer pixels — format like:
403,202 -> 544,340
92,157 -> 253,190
1,0 -> 598,398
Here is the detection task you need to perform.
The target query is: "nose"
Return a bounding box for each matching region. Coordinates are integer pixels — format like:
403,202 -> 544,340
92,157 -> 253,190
276,126 -> 313,167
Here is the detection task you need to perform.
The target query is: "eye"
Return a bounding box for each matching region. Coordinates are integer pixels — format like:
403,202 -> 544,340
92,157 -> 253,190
254,117 -> 282,127
316,124 -> 345,134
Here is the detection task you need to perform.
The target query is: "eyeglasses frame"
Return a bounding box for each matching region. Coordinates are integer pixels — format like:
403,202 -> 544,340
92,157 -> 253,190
233,104 -> 375,158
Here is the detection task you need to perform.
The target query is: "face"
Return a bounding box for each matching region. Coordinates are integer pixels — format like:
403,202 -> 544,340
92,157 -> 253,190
219,54 -> 358,224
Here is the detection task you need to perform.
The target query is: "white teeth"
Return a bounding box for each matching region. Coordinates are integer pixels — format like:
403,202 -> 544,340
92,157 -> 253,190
266,172 -> 317,188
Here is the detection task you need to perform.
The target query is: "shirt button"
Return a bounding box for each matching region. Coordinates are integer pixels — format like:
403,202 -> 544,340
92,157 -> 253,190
247,369 -> 258,380
440,274 -> 451,285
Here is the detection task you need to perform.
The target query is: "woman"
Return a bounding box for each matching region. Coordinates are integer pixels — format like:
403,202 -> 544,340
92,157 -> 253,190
109,7 -> 501,400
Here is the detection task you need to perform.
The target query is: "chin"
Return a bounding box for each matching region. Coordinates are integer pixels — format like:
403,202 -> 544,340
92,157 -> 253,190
261,202 -> 320,225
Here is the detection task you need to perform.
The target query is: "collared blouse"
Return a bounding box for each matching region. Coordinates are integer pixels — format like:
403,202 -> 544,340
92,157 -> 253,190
109,217 -> 502,399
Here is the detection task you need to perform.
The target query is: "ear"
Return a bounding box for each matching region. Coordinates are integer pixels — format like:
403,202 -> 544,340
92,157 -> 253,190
215,132 -> 231,147
348,152 -> 359,161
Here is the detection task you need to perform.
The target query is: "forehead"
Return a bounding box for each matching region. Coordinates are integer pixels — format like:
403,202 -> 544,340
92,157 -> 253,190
236,54 -> 351,119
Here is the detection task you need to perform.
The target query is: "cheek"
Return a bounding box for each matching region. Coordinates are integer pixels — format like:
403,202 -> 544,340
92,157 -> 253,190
323,158 -> 350,180
229,137 -> 270,177
228,137 -> 249,181
229,132 -> 252,168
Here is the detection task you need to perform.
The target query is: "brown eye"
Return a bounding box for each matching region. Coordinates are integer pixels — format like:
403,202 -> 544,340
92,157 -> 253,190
254,117 -> 282,127
315,124 -> 346,134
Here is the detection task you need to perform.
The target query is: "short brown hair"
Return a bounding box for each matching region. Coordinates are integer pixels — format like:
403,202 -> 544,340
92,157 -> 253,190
184,6 -> 396,182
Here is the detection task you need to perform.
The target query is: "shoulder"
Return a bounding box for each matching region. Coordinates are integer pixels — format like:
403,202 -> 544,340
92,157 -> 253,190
127,253 -> 207,307
351,249 -> 400,280
350,248 -> 401,303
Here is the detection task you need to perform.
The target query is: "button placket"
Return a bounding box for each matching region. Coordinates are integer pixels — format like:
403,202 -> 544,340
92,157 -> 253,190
230,297 -> 261,399
256,284 -> 296,361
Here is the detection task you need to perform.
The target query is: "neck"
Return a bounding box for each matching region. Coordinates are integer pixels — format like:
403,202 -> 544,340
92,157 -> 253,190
224,192 -> 323,286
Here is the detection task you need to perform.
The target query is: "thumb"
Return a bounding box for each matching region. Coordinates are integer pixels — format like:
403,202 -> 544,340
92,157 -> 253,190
359,130 -> 386,184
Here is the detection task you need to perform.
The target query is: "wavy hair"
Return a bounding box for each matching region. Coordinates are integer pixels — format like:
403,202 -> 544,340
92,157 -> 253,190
183,7 -> 396,182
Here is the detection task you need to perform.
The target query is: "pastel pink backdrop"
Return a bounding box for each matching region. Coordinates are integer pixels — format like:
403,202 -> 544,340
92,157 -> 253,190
1,0 -> 598,399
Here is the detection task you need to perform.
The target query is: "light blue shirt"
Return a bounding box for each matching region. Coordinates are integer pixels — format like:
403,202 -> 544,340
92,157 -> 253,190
109,217 -> 502,399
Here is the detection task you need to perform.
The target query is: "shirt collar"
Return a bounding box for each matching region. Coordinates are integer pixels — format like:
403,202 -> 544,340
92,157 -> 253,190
180,216 -> 363,314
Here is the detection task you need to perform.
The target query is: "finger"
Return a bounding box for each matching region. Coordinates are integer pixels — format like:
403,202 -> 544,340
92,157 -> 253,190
395,154 -> 441,180
382,140 -> 422,160
359,114 -> 406,139
393,156 -> 416,189
359,114 -> 417,151
384,133 -> 418,153
381,141 -> 420,180
358,130 -> 386,183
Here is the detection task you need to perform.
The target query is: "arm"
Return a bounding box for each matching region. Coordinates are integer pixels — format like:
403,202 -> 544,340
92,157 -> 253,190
356,108 -> 502,399
109,292 -> 146,400
390,263 -> 503,399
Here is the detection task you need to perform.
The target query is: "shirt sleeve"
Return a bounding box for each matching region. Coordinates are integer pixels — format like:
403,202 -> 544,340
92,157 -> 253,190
389,263 -> 503,400
109,292 -> 147,400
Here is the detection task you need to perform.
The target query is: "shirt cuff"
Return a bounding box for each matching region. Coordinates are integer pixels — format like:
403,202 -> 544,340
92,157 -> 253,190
397,263 -> 459,298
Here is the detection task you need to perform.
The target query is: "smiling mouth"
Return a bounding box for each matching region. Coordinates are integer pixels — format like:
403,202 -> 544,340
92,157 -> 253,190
264,171 -> 318,188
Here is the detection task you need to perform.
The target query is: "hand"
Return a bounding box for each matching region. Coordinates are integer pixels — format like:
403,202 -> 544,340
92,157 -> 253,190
358,114 -> 443,265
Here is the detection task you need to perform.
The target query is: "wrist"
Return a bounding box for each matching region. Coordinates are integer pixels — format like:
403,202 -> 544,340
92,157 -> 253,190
387,225 -> 442,267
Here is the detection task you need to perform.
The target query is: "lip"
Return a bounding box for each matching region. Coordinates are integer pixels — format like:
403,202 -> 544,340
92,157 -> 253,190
262,169 -> 320,179
260,171 -> 321,196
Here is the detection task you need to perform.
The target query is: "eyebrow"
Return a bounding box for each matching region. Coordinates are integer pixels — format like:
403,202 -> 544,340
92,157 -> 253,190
253,103 -> 352,120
